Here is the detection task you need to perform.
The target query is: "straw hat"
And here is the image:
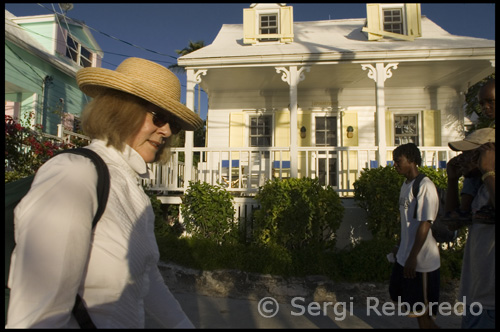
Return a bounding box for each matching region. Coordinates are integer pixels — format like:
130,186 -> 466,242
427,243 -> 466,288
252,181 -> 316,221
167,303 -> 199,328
448,128 -> 495,151
76,57 -> 203,131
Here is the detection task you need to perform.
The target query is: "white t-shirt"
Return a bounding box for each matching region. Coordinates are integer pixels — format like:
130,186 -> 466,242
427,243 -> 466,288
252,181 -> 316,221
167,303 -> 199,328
396,176 -> 440,272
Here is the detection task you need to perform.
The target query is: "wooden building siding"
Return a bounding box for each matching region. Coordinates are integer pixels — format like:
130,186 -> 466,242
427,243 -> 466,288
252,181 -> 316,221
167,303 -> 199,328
206,85 -> 464,152
5,41 -> 88,135
19,21 -> 55,55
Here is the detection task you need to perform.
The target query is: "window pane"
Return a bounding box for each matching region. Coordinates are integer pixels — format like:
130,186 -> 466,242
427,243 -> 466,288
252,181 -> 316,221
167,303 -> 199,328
383,9 -> 403,34
394,114 -> 419,146
249,115 -> 272,147
259,14 -> 278,41
81,47 -> 91,59
315,116 -> 337,147
316,118 -> 325,130
327,132 -> 337,146
316,132 -> 325,145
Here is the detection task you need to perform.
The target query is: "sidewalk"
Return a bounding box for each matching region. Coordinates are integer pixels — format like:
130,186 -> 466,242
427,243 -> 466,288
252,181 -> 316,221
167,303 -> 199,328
147,291 -> 463,329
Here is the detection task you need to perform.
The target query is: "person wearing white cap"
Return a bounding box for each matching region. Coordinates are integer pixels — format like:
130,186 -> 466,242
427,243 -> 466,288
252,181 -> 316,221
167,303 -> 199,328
448,127 -> 495,329
6,58 -> 203,328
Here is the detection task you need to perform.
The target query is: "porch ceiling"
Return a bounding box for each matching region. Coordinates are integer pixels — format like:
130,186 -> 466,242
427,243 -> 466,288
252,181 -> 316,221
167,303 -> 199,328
198,59 -> 494,93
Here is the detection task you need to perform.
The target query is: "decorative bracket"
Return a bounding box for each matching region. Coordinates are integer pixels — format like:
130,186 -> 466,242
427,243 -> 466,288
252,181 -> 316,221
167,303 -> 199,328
194,69 -> 207,84
361,63 -> 398,83
275,67 -> 290,84
275,66 -> 310,85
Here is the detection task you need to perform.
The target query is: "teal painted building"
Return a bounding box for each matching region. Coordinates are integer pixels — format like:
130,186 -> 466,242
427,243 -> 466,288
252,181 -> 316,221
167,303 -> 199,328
5,10 -> 103,135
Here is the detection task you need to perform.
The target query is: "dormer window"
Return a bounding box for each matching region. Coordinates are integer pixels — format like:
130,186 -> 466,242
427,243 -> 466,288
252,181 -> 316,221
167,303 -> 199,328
260,14 -> 279,42
363,3 -> 421,41
383,7 -> 403,34
243,4 -> 294,45
66,34 -> 93,67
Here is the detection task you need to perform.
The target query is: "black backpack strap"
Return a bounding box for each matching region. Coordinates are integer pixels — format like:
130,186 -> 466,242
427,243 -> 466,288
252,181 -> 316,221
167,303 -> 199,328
58,148 -> 110,228
58,148 -> 110,329
412,173 -> 426,220
72,294 -> 96,329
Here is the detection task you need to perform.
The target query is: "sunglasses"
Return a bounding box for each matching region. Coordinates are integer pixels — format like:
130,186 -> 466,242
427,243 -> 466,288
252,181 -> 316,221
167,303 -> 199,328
146,110 -> 180,134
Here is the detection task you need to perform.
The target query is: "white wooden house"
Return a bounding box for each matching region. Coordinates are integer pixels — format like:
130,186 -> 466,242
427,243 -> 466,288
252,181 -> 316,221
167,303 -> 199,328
147,3 -> 494,203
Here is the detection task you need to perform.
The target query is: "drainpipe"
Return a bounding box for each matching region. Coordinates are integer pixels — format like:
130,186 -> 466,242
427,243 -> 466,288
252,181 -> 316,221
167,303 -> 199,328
41,75 -> 53,132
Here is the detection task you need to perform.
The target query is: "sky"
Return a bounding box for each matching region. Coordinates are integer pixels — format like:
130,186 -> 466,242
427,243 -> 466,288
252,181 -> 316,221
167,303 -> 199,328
5,3 -> 496,120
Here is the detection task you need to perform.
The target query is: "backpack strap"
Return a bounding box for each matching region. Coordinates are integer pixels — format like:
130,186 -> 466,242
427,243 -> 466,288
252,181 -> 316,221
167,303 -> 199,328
412,173 -> 426,220
58,148 -> 110,228
58,148 -> 110,329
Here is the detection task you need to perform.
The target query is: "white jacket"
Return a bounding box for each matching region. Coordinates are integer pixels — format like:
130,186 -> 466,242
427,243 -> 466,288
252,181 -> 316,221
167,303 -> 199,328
7,140 -> 193,328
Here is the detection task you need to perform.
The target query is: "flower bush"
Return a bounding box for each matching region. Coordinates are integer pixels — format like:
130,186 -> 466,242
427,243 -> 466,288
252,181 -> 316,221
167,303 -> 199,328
5,114 -> 72,182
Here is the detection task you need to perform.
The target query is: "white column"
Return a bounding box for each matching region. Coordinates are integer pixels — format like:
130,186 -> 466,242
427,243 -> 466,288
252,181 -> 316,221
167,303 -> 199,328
361,62 -> 398,166
184,69 -> 206,189
276,65 -> 310,178
184,70 -> 195,189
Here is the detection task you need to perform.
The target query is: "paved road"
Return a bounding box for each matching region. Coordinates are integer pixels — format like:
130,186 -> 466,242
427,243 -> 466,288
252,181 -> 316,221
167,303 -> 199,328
146,291 -> 463,329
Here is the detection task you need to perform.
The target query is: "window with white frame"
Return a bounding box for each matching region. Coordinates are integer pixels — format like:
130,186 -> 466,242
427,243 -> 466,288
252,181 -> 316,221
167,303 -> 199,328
66,35 -> 93,68
394,114 -> 419,145
382,6 -> 404,34
249,115 -> 272,147
315,116 -> 338,147
259,14 -> 279,42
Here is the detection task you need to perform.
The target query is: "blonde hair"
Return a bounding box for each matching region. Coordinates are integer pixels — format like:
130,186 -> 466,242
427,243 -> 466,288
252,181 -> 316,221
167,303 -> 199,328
81,88 -> 173,163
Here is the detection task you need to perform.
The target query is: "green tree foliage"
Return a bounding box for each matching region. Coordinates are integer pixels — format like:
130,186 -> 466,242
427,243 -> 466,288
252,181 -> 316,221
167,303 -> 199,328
253,177 -> 344,251
180,181 -> 238,244
168,40 -> 206,73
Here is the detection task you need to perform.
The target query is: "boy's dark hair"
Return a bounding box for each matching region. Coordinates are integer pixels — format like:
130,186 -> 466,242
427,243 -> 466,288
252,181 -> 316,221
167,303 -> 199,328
393,143 -> 422,166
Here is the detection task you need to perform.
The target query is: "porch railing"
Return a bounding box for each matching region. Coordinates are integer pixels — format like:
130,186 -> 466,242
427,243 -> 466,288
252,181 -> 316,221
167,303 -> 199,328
144,146 -> 460,197
43,126 -> 459,196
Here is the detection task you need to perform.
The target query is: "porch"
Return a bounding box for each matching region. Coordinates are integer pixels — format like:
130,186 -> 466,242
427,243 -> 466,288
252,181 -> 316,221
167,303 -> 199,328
144,145 -> 458,197
48,127 -> 458,198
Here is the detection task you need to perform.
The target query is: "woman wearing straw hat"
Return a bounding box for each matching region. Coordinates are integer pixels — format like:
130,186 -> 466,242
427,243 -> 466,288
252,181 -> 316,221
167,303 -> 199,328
6,58 -> 203,328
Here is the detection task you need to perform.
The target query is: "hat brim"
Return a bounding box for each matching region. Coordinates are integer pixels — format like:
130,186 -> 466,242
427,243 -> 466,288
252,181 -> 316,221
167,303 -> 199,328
448,140 -> 481,151
77,68 -> 203,131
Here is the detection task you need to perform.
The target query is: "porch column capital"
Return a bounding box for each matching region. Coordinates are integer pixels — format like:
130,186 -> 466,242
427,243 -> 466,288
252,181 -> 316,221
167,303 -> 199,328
275,66 -> 310,85
361,63 -> 399,83
194,69 -> 207,84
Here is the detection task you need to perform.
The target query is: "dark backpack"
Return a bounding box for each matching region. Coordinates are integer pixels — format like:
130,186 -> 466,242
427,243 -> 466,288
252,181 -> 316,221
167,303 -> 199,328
412,173 -> 458,244
5,148 -> 110,328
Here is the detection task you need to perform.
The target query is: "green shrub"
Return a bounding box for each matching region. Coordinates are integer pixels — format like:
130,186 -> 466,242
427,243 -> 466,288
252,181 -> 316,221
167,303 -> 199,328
253,177 -> 344,250
353,166 -> 404,241
418,166 -> 448,190
180,181 -> 238,244
333,238 -> 395,282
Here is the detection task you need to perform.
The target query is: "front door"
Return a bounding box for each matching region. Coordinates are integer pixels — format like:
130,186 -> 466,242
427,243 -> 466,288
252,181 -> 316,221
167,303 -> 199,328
315,116 -> 338,187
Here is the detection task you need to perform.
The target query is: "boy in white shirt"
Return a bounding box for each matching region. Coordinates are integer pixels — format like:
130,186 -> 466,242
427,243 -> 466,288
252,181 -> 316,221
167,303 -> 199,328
389,143 -> 440,329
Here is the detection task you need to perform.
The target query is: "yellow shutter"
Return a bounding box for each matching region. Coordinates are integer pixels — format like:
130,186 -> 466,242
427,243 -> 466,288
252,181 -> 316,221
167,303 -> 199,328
385,111 -> 393,146
275,110 -> 290,161
243,8 -> 257,44
405,3 -> 422,38
229,113 -> 245,147
423,110 -> 440,146
279,6 -> 294,43
365,4 -> 382,41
